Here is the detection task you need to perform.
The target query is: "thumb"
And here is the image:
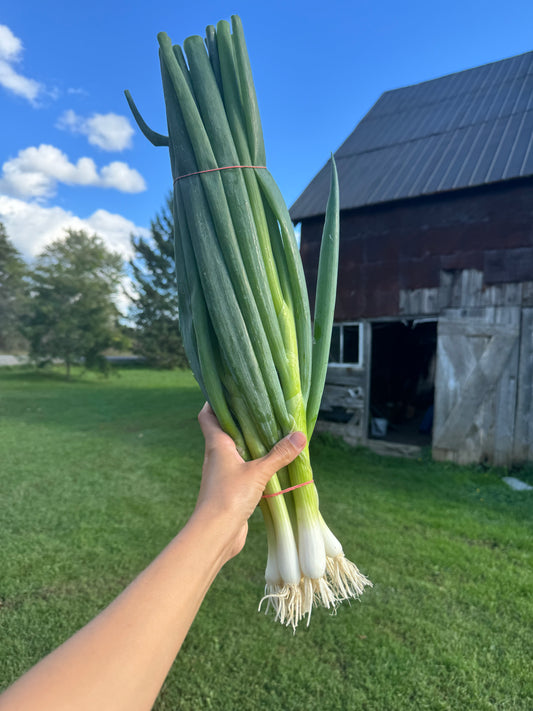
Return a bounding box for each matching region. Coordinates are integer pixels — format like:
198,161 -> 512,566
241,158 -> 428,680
256,431 -> 307,478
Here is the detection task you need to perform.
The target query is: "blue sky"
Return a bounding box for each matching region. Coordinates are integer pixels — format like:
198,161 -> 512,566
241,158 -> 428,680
1,0 -> 533,261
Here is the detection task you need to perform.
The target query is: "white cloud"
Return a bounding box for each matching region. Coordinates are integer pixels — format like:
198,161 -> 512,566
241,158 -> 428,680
57,110 -> 135,151
0,144 -> 146,199
99,162 -> 145,191
0,194 -> 149,260
0,25 -> 43,104
0,24 -> 21,60
0,196 -> 150,316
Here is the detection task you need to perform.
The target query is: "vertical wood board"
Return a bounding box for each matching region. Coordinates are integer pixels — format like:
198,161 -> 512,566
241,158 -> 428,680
362,321 -> 372,444
514,308 -> 533,461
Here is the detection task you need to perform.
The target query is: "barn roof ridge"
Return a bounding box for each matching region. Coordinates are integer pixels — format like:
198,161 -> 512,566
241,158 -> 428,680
378,48 -> 533,102
290,50 -> 533,221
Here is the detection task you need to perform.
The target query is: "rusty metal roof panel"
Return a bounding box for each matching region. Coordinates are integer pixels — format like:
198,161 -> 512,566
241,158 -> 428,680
290,51 -> 533,221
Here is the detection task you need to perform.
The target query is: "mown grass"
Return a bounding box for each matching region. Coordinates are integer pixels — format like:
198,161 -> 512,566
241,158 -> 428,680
0,367 -> 531,710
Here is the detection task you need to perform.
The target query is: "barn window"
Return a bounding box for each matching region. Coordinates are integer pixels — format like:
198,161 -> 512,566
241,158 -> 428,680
329,322 -> 362,366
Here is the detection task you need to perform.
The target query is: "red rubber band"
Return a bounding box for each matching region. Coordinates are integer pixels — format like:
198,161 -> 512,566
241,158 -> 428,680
262,480 -> 314,498
174,165 -> 267,183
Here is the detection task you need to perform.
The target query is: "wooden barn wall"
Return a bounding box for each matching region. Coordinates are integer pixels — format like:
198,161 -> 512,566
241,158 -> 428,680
400,269 -> 533,317
299,179 -> 533,321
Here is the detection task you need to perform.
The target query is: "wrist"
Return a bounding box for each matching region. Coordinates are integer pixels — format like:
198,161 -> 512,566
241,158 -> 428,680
186,505 -> 241,567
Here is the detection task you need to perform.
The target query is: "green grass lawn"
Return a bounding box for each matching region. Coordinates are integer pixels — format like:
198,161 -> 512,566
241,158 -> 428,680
0,367 -> 532,710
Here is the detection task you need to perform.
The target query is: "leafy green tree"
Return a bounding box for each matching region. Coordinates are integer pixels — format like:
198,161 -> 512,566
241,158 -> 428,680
0,222 -> 29,353
129,196 -> 186,369
26,229 -> 126,378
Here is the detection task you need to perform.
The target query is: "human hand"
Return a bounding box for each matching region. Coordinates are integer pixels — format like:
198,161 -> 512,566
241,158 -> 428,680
194,403 -> 306,561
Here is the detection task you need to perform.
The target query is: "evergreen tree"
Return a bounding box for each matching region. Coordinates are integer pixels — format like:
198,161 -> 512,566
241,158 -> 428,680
130,196 -> 186,369
0,222 -> 28,352
26,229 -> 126,378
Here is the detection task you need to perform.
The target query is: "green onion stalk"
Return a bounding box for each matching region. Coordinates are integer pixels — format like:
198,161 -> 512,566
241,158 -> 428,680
126,15 -> 371,629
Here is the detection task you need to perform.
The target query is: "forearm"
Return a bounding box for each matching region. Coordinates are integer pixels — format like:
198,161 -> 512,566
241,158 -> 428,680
0,509 -> 231,711
0,405 -> 306,711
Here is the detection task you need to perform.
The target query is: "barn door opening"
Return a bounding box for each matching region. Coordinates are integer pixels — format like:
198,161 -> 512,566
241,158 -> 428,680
369,320 -> 437,446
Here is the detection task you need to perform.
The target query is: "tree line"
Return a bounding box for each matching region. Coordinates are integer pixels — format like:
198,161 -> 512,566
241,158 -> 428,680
0,196 -> 187,377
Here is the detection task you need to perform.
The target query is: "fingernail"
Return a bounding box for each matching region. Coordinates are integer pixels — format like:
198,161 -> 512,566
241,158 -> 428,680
289,431 -> 306,448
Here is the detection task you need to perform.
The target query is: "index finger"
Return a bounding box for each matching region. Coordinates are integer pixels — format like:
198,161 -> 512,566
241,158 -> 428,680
197,403 -> 234,448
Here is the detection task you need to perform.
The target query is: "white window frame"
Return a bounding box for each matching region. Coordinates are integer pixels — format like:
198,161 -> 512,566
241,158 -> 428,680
328,321 -> 364,367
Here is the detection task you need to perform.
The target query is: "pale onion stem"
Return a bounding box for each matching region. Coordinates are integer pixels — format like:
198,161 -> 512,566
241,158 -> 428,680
259,554 -> 372,631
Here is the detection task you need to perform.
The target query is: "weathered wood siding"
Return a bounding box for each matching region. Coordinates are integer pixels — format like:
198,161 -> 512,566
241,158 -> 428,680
433,309 -> 521,466
400,268 -> 533,317
401,269 -> 533,465
300,178 -> 533,321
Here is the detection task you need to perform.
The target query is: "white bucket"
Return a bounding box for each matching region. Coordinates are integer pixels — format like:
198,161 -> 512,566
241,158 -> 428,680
371,417 -> 388,437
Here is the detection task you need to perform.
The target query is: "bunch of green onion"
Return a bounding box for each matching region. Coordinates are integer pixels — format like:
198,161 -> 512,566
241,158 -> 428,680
126,15 -> 371,628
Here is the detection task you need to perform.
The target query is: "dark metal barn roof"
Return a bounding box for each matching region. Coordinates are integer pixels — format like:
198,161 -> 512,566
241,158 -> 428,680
290,51 -> 533,222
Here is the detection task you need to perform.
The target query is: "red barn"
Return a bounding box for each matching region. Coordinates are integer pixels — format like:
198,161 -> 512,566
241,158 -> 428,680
290,51 -> 533,466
